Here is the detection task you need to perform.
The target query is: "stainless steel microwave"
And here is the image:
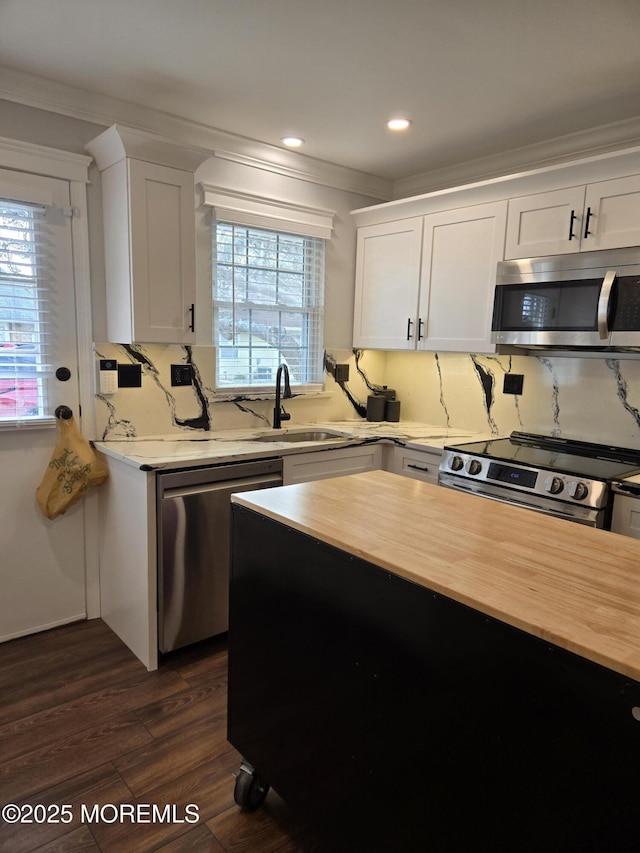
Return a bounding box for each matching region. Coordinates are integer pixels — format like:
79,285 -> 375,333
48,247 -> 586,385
491,247 -> 640,350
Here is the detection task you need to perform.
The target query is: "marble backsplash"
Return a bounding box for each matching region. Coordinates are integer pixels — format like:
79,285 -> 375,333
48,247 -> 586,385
93,342 -> 640,450
385,351 -> 640,449
93,343 -> 387,440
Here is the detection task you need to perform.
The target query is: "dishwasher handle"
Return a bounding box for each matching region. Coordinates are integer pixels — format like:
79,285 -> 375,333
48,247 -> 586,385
162,473 -> 282,500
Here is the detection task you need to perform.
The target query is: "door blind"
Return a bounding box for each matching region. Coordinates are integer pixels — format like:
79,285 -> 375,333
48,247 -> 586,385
214,222 -> 325,393
0,200 -> 53,425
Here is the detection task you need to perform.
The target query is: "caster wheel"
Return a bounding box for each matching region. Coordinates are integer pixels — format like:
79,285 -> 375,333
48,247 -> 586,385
234,763 -> 270,812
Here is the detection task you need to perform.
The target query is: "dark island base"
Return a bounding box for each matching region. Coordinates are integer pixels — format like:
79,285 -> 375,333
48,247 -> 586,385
228,505 -> 640,852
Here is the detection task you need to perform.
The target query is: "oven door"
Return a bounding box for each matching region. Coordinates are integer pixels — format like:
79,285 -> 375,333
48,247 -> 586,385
438,472 -> 604,527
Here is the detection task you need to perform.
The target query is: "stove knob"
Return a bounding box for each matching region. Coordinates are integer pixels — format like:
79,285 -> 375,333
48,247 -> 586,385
449,455 -> 464,471
544,476 -> 564,495
568,481 -> 589,501
466,459 -> 482,476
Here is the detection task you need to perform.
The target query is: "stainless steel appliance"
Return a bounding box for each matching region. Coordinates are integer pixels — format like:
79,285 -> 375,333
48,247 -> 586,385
439,432 -> 640,528
491,247 -> 640,350
157,458 -> 283,652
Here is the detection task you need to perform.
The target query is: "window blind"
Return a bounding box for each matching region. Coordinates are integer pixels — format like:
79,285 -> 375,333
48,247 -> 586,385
214,222 -> 325,393
0,200 -> 52,424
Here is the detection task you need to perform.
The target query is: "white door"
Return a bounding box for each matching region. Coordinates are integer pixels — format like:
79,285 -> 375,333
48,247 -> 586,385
0,169 -> 86,641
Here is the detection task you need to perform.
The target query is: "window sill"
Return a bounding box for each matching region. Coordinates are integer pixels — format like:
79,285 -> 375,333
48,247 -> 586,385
0,416 -> 56,431
212,385 -> 328,403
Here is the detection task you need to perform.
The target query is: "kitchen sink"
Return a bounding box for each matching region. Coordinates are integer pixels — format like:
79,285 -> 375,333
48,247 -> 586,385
248,430 -> 352,443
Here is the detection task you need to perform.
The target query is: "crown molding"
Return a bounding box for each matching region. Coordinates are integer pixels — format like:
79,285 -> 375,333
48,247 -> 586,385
6,63 -> 638,206
211,149 -> 390,201
0,65 -> 392,201
85,124 -> 212,172
393,116 -> 640,199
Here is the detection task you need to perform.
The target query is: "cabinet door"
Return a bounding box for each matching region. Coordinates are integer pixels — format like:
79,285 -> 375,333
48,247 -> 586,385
505,187 -> 586,259
283,445 -> 383,485
128,160 -> 196,344
419,201 -> 507,353
353,218 -> 423,350
582,174 -> 640,251
611,494 -> 640,539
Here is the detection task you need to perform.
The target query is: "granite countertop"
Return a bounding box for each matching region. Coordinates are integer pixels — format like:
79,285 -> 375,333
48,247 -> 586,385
232,469 -> 640,682
95,421 -> 492,470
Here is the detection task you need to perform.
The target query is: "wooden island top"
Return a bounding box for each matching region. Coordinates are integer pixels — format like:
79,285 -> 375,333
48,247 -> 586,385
232,469 -> 640,682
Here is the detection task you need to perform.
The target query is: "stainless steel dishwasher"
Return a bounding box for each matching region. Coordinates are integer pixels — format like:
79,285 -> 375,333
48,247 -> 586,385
157,458 -> 283,653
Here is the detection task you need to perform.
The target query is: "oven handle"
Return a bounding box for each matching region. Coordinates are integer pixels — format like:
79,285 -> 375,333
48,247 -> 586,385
597,270 -> 616,340
439,478 -> 598,526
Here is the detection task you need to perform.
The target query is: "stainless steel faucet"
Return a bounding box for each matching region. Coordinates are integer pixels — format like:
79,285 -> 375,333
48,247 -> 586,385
273,363 -> 292,428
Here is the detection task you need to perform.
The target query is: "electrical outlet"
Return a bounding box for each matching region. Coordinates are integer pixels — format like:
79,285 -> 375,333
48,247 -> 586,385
117,363 -> 142,388
171,364 -> 193,386
334,363 -> 350,382
503,374 -> 524,395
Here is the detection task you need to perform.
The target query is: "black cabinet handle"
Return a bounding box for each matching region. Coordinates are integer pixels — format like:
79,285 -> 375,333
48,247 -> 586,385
188,303 -> 195,332
406,318 -> 413,340
568,209 -> 577,241
418,318 -> 424,340
584,207 -> 592,239
407,463 -> 430,472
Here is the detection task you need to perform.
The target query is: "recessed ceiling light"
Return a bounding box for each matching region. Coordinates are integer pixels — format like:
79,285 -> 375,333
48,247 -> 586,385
281,136 -> 305,148
387,118 -> 412,131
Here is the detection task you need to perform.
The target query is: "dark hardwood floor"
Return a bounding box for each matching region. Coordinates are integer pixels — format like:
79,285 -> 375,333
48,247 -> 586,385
0,619 -> 356,853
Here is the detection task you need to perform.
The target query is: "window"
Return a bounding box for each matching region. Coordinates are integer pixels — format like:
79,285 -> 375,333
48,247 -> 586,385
0,200 -> 51,423
213,222 -> 325,393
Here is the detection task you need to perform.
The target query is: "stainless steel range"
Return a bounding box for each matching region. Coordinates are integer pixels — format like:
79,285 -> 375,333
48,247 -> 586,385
439,431 -> 640,528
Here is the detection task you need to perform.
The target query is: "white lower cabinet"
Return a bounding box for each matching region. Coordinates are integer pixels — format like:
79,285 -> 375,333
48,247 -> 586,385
611,494 -> 640,539
283,444 -> 383,485
385,446 -> 442,484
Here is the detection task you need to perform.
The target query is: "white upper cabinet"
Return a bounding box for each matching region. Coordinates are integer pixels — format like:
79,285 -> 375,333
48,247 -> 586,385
419,202 -> 507,352
584,175 -> 640,250
505,174 -> 640,259
87,125 -> 209,344
505,186 -> 586,259
353,218 -> 424,349
353,202 -> 507,353
101,158 -> 196,344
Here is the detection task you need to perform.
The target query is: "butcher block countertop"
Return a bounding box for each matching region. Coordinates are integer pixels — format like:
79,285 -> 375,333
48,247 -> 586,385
232,469 -> 640,682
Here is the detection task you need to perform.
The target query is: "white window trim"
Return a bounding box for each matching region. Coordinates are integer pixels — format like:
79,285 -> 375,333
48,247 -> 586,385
0,135 -> 92,183
205,185 -> 334,399
0,138 -> 94,436
201,184 -> 335,238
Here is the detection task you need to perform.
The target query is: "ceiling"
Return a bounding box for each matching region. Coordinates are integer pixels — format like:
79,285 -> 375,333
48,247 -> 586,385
1,0 -> 640,186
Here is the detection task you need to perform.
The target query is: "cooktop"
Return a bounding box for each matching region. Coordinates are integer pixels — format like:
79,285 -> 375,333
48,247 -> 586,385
445,432 -> 640,482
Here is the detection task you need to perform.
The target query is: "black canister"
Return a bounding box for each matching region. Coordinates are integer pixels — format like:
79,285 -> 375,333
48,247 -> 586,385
385,399 -> 401,422
366,394 -> 386,422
